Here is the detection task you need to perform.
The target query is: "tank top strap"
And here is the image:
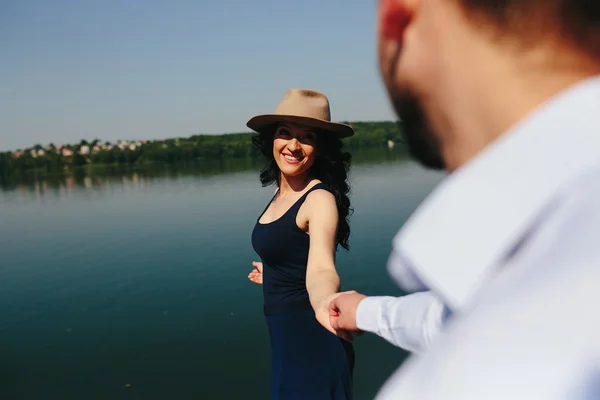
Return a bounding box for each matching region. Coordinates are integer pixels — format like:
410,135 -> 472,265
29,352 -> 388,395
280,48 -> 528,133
287,182 -> 330,216
257,187 -> 280,221
304,182 -> 330,196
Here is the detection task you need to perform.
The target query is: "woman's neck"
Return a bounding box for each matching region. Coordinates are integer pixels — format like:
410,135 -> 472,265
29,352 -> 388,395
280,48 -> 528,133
278,173 -> 312,195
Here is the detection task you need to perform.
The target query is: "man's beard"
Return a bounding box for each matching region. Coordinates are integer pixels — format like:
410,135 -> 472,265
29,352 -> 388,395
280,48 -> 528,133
382,45 -> 445,170
390,89 -> 445,170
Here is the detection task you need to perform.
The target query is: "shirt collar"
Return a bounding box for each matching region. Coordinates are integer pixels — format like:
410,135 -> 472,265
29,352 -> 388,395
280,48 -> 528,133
388,75 -> 600,311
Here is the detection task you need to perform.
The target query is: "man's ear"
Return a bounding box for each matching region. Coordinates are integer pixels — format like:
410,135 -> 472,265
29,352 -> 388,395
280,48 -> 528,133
379,0 -> 414,42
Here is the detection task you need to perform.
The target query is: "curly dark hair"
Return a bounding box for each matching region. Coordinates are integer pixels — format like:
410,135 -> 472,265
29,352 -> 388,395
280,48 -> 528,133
252,125 -> 353,251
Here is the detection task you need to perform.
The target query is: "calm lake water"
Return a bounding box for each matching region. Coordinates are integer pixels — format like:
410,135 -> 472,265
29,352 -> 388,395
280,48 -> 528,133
0,149 -> 444,400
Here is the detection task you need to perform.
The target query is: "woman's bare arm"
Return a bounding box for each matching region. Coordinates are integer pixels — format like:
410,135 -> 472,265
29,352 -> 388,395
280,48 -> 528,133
304,189 -> 345,336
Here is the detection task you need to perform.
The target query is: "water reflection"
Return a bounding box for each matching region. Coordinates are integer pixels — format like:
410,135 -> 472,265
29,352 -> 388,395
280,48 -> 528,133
0,147 -> 410,200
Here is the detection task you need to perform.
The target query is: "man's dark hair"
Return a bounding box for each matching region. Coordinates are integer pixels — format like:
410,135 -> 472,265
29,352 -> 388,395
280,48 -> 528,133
459,0 -> 600,58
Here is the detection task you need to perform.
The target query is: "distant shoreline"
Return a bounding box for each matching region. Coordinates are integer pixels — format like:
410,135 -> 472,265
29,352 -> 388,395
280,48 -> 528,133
0,121 -> 405,178
0,147 -> 412,192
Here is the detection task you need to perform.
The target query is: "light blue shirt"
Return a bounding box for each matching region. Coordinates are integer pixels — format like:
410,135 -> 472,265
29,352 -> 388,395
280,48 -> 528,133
356,290 -> 447,353
360,75 -> 600,399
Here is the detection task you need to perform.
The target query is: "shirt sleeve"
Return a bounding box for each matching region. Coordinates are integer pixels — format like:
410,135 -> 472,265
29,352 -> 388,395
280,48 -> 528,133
355,291 -> 446,354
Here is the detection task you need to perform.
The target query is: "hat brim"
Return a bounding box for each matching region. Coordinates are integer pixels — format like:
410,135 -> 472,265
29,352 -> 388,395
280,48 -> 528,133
246,114 -> 354,138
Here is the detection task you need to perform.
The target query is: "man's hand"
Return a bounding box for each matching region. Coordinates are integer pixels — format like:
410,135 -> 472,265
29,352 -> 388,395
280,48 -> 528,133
315,292 -> 355,342
329,291 -> 368,336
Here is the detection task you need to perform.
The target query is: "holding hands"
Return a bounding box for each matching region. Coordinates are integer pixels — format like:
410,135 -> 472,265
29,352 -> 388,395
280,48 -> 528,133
328,290 -> 367,341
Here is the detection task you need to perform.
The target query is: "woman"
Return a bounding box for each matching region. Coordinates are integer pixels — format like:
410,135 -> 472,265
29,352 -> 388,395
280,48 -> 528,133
247,89 -> 355,399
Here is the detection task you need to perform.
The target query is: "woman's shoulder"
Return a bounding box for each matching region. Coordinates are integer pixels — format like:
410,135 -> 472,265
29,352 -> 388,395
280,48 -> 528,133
297,181 -> 338,223
304,181 -> 335,204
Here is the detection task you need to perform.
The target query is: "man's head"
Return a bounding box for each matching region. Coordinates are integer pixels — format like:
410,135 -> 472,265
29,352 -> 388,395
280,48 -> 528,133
377,0 -> 600,171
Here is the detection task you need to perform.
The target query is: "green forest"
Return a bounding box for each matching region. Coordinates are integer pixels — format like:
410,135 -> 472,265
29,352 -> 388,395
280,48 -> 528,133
0,121 -> 405,177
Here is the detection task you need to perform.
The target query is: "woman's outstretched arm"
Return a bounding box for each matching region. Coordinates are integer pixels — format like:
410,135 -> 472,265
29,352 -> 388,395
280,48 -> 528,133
303,189 -> 346,337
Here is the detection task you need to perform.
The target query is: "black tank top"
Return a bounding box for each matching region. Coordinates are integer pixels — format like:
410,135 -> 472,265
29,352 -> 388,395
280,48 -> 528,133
251,183 -> 330,315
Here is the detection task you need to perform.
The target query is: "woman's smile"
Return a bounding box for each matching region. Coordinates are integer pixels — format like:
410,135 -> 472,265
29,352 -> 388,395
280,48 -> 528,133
282,151 -> 304,165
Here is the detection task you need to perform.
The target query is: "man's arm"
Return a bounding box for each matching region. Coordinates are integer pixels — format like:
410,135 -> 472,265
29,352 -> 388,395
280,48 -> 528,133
330,291 -> 446,353
357,291 -> 447,353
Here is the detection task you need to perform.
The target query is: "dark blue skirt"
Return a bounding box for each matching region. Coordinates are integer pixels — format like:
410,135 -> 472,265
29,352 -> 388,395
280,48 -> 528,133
265,308 -> 355,400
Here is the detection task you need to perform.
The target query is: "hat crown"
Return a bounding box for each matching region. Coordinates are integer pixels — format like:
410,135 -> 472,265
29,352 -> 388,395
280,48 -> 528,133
273,89 -> 332,122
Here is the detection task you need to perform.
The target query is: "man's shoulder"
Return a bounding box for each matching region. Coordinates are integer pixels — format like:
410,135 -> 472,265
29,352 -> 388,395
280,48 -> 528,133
548,161 -> 600,230
510,161 -> 600,269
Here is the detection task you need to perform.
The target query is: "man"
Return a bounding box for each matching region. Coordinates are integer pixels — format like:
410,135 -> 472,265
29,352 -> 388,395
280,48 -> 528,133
330,0 -> 600,398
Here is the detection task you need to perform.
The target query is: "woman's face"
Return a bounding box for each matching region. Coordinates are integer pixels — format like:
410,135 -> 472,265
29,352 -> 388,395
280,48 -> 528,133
272,123 -> 318,178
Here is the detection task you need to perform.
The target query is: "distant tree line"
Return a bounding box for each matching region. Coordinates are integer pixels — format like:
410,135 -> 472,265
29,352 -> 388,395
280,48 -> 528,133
0,121 -> 404,178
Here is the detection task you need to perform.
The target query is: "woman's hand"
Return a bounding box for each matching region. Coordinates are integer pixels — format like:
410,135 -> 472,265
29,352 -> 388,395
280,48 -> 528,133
248,261 -> 263,284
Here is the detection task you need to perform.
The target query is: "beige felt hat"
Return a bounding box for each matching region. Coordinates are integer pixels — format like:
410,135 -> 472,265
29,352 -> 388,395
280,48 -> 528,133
246,89 -> 354,138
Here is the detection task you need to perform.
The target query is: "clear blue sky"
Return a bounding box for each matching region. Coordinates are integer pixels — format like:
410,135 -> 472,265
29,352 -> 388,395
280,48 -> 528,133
1,0 -> 396,151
